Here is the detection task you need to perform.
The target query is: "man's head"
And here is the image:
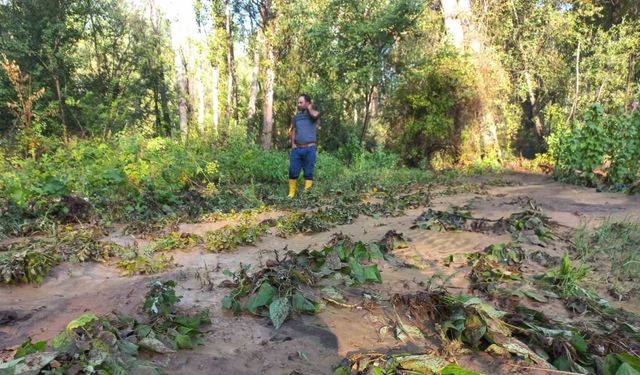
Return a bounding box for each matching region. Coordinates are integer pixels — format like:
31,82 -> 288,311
297,94 -> 311,111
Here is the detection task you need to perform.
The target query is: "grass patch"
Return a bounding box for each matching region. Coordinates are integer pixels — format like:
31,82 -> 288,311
575,219 -> 640,280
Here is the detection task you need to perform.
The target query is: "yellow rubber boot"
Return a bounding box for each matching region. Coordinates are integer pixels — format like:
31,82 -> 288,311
304,179 -> 313,192
288,179 -> 297,198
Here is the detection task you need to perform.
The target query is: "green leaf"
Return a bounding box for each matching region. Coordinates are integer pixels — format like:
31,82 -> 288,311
348,257 -> 366,284
605,355 -> 623,375
135,324 -> 152,338
292,292 -> 317,313
441,364 -> 482,375
245,282 -> 275,313
117,341 -> 139,356
353,242 -> 369,261
269,297 -> 290,330
523,290 -> 548,303
334,244 -> 348,262
14,338 -> 47,359
363,265 -> 382,283
569,333 -> 587,354
463,314 -> 486,347
66,313 -> 99,330
553,356 -> 571,371
367,243 -> 384,260
616,363 -> 640,375
222,295 -> 234,309
175,334 -> 194,349
618,354 -> 640,371
332,368 -> 350,375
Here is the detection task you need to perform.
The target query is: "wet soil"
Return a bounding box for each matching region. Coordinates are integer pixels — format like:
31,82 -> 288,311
1,172 -> 640,374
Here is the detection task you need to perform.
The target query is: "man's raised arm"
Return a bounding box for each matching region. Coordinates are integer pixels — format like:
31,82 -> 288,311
307,103 -> 320,121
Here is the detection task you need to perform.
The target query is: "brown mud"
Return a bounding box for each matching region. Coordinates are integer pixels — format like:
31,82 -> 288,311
1,172 -> 640,374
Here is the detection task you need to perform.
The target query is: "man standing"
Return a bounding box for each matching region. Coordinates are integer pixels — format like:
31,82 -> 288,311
288,94 -> 320,198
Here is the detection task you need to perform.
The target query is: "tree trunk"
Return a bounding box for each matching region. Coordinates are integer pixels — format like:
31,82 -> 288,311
159,64 -> 172,135
440,0 -> 501,160
360,85 -> 375,144
176,50 -> 189,138
225,0 -> 239,127
53,75 -> 68,142
212,64 -> 220,134
247,39 -> 260,135
440,0 -> 464,49
197,69 -> 205,135
524,71 -> 544,137
259,0 -> 275,150
260,40 -> 275,150
153,83 -> 162,134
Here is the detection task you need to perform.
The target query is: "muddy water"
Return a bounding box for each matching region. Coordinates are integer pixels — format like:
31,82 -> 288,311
2,172 -> 640,374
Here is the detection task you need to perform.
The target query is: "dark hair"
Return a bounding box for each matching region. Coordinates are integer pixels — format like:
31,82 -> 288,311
298,93 -> 311,103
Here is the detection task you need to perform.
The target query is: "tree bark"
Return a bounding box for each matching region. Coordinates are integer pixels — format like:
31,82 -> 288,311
247,38 -> 260,135
212,64 -> 220,134
259,0 -> 276,150
260,39 -> 275,150
225,0 -> 239,127
53,75 -> 68,142
524,71 -> 544,137
360,85 -> 375,144
440,0 -> 501,159
176,50 -> 189,138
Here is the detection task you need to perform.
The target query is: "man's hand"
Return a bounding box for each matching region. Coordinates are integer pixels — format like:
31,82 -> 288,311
307,102 -> 320,120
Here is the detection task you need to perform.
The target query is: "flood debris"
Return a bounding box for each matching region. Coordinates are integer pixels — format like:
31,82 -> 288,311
220,233 -> 398,329
0,280 -> 209,374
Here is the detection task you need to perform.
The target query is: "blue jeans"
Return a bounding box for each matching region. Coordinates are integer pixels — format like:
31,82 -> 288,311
289,146 -> 317,180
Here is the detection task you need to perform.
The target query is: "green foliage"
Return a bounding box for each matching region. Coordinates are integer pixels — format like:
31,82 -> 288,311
3,280 -> 209,374
204,221 -> 269,252
385,45 -> 477,166
117,254 -> 175,275
334,352 -> 482,375
575,220 -> 640,280
221,234 -> 387,329
0,228 -> 122,284
550,105 -> 640,188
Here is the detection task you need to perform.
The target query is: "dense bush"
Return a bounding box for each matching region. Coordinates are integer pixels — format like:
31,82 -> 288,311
384,47 -> 477,166
0,132 -> 430,237
548,104 -> 640,187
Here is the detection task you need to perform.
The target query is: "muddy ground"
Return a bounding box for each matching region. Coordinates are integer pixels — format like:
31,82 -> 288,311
1,172 -> 639,374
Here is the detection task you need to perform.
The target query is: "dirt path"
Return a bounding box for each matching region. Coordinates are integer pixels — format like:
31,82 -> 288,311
2,172 -> 640,374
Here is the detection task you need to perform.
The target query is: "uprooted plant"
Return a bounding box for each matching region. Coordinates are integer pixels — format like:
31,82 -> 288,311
0,228 -> 123,284
0,280 -> 209,374
413,208 -> 556,245
389,284 -> 640,375
332,352 -> 483,375
221,233 -> 398,329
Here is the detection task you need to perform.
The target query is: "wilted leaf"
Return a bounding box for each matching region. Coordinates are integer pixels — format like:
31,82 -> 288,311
0,352 -> 56,375
397,354 -> 447,372
523,290 -> 548,303
139,337 -> 175,354
269,297 -> 290,329
292,292 -> 317,313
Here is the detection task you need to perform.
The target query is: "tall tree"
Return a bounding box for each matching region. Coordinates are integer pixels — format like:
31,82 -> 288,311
440,0 -> 501,159
224,0 -> 239,126
258,0 -> 276,150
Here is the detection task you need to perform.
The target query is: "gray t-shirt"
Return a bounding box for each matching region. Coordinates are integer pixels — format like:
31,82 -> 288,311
293,111 -> 318,144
